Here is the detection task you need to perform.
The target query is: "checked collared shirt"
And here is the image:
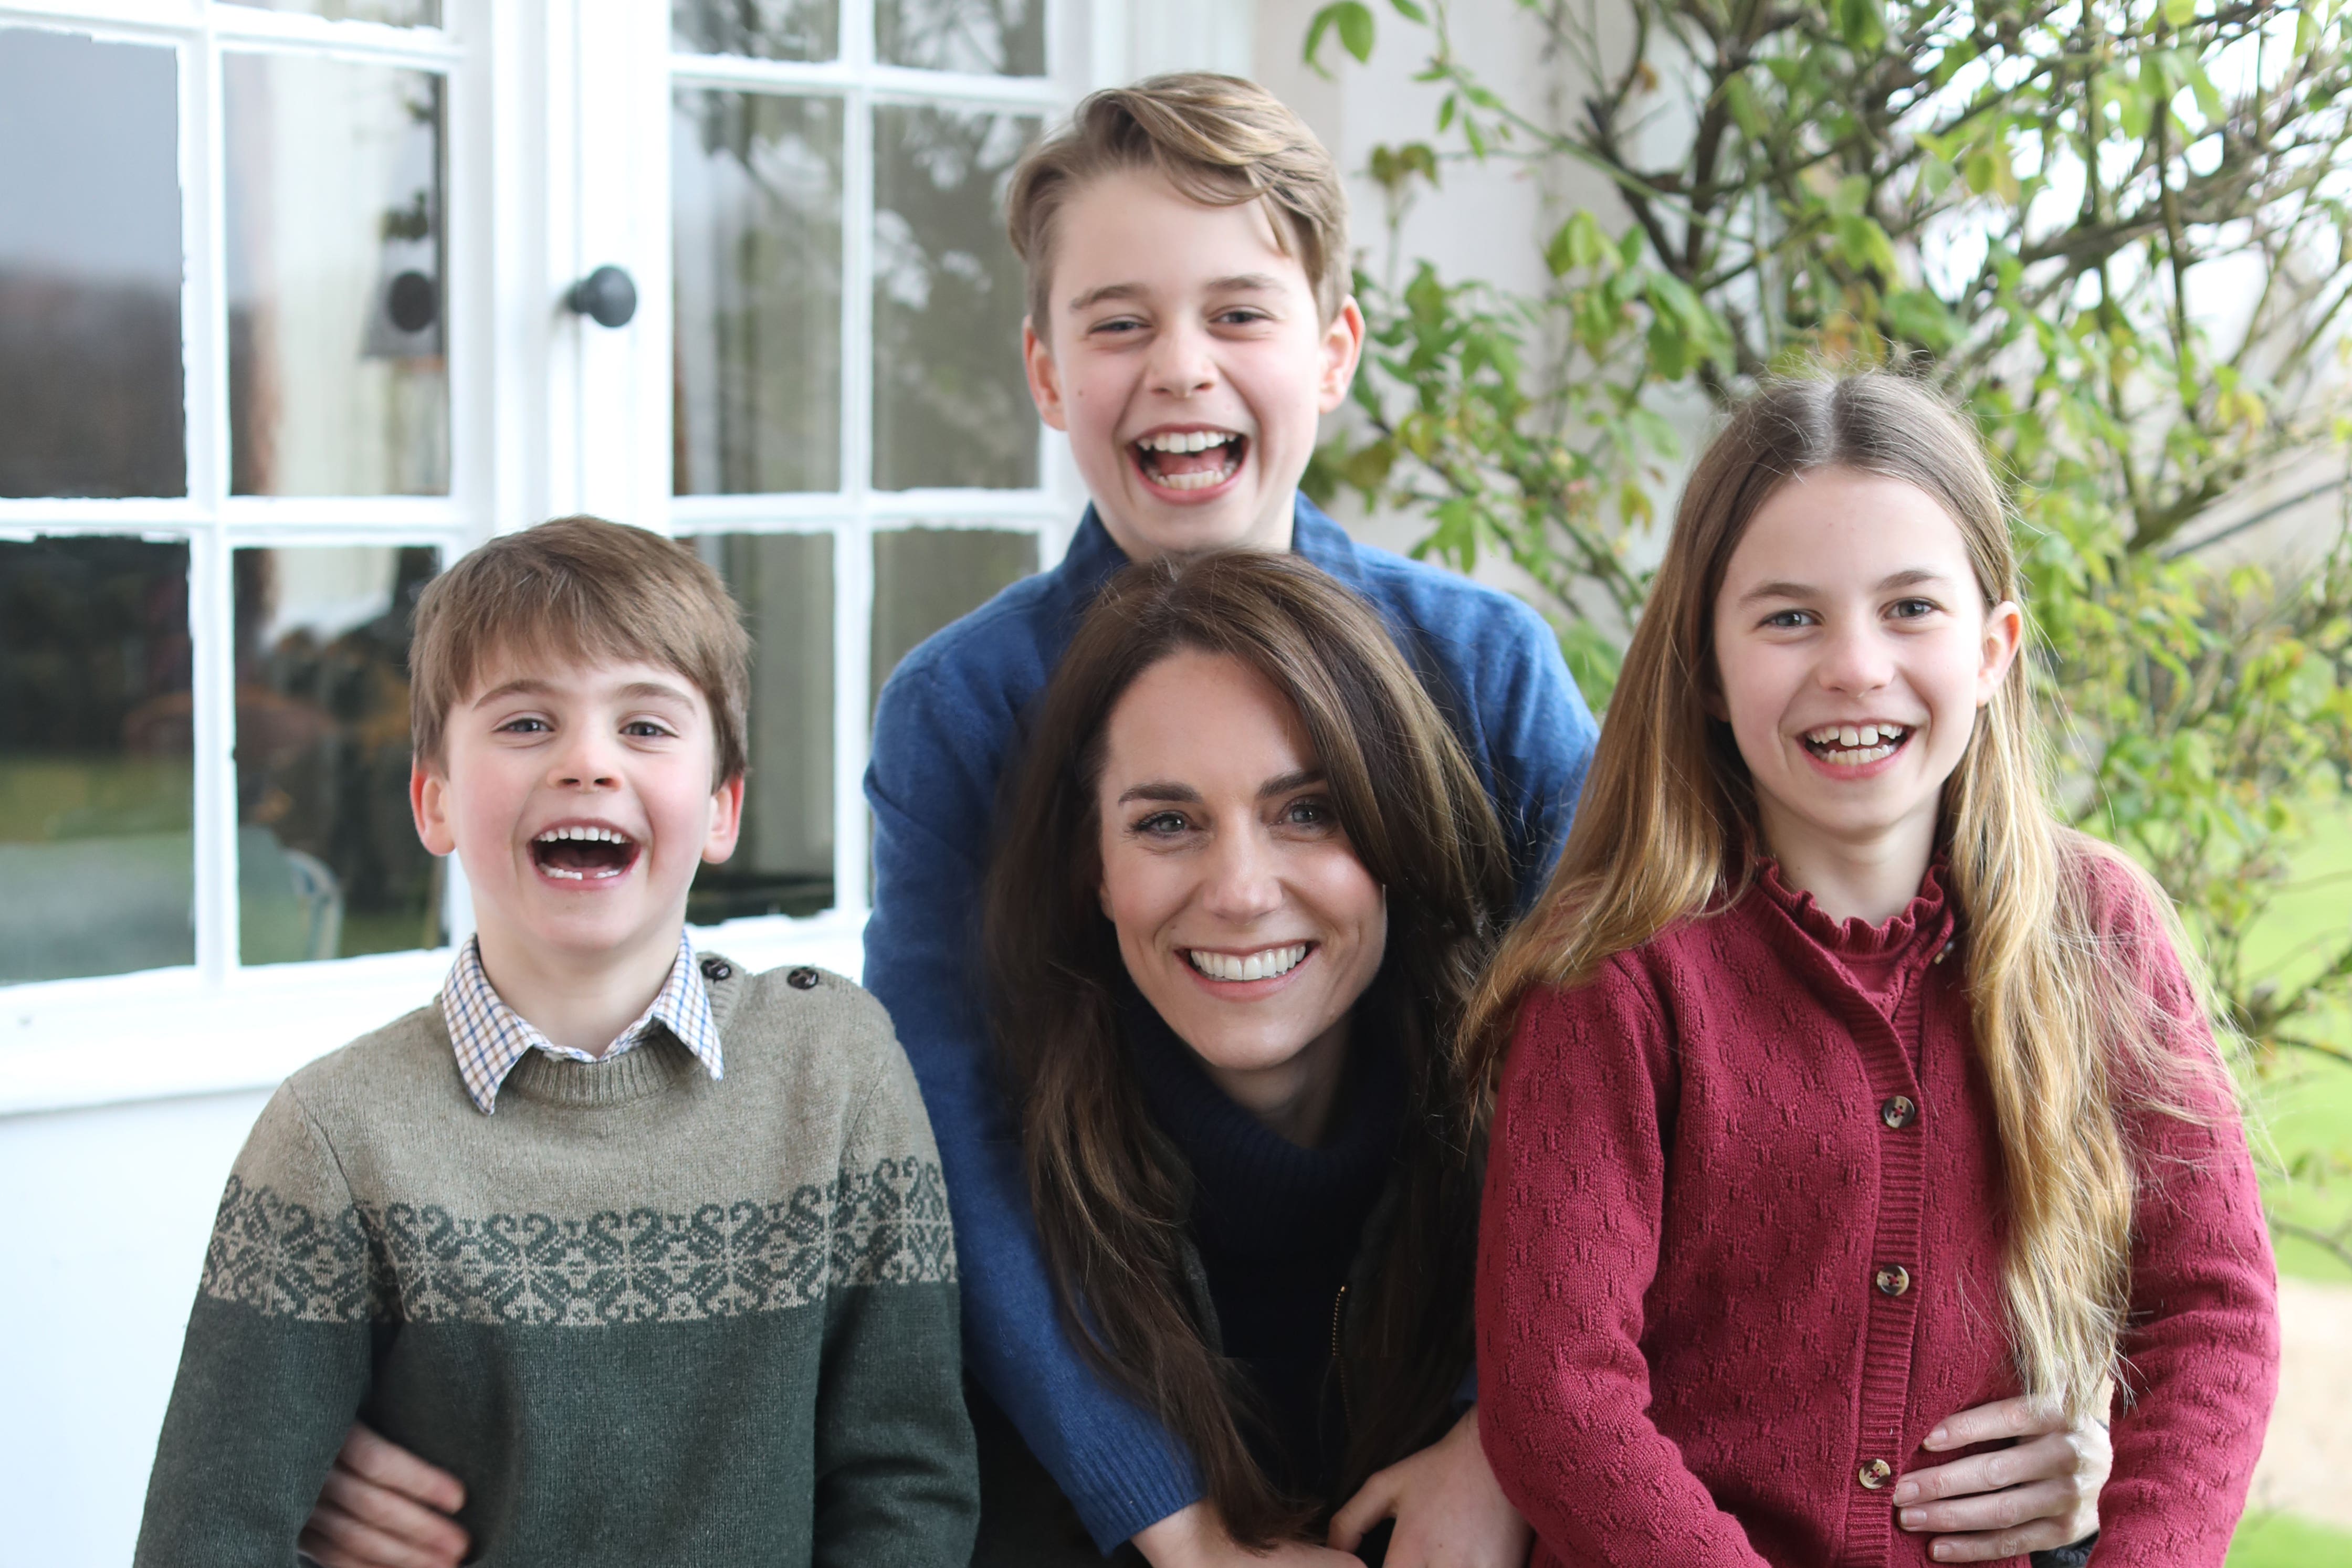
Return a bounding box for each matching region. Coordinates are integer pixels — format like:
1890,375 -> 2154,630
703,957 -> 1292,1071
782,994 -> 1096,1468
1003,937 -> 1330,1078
440,933 -> 723,1114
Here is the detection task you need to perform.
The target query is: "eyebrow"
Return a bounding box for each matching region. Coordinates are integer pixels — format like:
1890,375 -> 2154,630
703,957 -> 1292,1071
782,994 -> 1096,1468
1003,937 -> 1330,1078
470,676 -> 697,709
1737,567 -> 1954,605
1066,273 -> 1287,314
1115,769 -> 1325,807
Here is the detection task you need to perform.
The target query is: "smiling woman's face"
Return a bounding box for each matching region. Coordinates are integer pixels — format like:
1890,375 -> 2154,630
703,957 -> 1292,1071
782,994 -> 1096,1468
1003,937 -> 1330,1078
1095,647 -> 1387,1138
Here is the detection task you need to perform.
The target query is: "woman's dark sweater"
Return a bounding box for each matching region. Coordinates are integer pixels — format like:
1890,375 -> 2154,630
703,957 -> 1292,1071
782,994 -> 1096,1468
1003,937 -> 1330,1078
1126,1003 -> 1404,1499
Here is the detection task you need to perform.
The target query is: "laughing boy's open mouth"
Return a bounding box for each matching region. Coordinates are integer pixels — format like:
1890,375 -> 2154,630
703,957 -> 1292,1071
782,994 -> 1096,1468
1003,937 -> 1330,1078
1133,428 -> 1246,491
531,824 -> 640,881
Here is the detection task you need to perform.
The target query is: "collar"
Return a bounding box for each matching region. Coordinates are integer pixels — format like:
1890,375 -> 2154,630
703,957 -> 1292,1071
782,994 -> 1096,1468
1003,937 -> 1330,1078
1052,492 -> 1368,608
440,934 -> 723,1114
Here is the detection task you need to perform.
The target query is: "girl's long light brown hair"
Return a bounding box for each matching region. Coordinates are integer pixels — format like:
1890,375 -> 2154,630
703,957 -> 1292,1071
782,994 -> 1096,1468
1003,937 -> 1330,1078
986,550 -> 1515,1544
1461,372 -> 2227,1419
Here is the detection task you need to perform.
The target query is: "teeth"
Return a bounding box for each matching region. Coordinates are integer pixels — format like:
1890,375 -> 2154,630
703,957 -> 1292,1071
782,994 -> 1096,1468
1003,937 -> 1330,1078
1186,944 -> 1309,982
534,825 -> 631,844
1138,429 -> 1236,454
1158,465 -> 1234,490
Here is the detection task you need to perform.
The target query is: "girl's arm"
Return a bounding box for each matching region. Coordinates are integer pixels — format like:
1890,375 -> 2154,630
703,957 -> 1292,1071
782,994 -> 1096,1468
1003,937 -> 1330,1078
2082,887 -> 2279,1565
1475,971 -> 1772,1567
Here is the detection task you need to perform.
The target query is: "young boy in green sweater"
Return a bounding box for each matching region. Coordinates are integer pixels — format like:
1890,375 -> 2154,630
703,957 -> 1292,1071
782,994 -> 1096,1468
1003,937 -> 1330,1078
134,517 -> 977,1567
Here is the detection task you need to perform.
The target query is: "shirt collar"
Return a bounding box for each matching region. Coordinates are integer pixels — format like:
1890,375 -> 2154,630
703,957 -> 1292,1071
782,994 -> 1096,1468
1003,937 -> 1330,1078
1055,491 -> 1366,603
440,933 -> 723,1114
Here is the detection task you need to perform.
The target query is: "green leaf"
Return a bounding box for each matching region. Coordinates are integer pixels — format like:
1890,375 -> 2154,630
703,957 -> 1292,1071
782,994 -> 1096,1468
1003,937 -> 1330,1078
1836,0 -> 1886,54
1337,1 -> 1376,62
1545,209 -> 1616,277
1724,73 -> 1766,138
2162,0 -> 2195,27
1389,0 -> 1429,20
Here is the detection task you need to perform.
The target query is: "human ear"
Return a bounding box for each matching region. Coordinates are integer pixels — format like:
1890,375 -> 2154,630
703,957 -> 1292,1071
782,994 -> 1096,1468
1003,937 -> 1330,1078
411,760 -> 457,857
1023,317 -> 1069,433
1318,296 -> 1366,414
703,775 -> 746,865
1976,599 -> 2025,705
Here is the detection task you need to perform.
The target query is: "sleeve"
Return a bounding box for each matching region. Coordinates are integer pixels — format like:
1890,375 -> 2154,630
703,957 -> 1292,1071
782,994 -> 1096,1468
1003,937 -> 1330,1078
133,1085 -> 378,1567
1472,596 -> 1597,915
812,1036 -> 981,1568
2086,892 -> 2280,1567
1475,970 -> 1773,1566
863,664 -> 1203,1553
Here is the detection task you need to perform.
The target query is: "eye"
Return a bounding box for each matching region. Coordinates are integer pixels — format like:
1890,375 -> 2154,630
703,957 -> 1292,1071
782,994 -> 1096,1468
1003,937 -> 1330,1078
1089,315 -> 1147,336
1214,307 -> 1271,327
1132,809 -> 1191,837
1761,608 -> 1815,630
622,719 -> 675,739
1278,796 -> 1340,832
1888,597 -> 1938,620
497,715 -> 550,734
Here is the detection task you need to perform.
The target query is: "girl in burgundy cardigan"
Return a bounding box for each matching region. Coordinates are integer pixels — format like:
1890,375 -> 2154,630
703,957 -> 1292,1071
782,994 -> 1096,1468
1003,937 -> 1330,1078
1469,375 -> 2278,1568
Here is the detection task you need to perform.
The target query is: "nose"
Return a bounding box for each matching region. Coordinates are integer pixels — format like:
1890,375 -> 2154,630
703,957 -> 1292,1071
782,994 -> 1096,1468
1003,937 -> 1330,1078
1199,823 -> 1284,925
547,727 -> 621,791
1816,618 -> 1895,696
1145,315 -> 1217,400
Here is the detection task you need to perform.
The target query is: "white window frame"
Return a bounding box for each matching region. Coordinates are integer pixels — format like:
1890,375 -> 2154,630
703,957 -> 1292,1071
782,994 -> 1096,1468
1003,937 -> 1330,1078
0,0 -> 1164,1116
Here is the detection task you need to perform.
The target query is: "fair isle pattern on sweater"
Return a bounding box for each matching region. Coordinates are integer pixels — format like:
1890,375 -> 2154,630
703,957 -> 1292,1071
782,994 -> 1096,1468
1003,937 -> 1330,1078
198,1157 -> 954,1325
440,932 -> 723,1113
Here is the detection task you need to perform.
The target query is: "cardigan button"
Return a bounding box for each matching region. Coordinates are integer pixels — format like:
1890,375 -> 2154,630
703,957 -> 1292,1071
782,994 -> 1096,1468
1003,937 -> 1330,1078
1858,1459 -> 1894,1490
786,966 -> 821,990
1880,1095 -> 1917,1130
699,957 -> 733,982
1874,1264 -> 1912,1297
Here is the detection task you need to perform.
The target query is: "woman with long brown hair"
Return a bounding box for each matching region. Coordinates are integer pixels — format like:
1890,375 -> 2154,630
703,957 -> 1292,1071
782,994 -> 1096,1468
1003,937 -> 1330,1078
976,548 -> 1521,1564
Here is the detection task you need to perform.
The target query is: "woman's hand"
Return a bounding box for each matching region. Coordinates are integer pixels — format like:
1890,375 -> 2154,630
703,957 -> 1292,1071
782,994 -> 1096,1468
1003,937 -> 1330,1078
293,1423 -> 470,1568
1133,1500 -> 1367,1566
1326,1406 -> 1532,1568
1894,1396 -> 2107,1562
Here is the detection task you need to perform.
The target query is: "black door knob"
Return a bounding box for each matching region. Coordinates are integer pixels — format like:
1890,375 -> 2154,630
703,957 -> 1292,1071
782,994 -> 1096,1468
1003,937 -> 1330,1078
566,265 -> 637,328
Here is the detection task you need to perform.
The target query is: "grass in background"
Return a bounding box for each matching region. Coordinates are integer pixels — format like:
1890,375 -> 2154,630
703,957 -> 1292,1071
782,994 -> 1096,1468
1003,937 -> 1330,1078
2227,1510 -> 2352,1566
2234,794 -> 2352,1282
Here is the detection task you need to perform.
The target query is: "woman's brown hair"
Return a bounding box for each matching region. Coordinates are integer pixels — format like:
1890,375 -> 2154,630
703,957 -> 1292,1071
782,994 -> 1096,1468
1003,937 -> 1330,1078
985,550 -> 1514,1544
1461,372 -> 2231,1419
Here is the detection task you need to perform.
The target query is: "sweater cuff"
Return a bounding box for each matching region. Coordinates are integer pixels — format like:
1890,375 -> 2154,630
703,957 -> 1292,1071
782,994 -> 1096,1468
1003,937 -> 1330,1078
1062,1432 -> 1206,1556
2029,1533 -> 2097,1568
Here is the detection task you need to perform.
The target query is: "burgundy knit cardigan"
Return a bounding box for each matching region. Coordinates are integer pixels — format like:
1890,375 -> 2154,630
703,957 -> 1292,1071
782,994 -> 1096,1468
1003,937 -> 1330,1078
1476,857 -> 2278,1567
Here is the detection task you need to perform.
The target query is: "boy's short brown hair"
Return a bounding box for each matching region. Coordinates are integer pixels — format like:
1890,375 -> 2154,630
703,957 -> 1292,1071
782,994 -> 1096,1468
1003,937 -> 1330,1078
410,516 -> 750,784
1005,72 -> 1350,330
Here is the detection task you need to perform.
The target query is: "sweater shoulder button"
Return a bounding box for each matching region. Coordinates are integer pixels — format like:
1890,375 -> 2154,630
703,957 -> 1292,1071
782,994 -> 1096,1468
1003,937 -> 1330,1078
1858,1459 -> 1894,1490
699,956 -> 733,982
786,966 -> 822,991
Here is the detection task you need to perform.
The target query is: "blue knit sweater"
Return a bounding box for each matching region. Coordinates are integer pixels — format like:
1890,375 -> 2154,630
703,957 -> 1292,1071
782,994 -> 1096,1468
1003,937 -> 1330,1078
862,494 -> 1596,1551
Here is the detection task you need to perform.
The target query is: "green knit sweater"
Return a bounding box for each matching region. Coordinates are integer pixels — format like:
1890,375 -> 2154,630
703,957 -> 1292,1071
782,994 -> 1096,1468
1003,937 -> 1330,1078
134,958 -> 976,1566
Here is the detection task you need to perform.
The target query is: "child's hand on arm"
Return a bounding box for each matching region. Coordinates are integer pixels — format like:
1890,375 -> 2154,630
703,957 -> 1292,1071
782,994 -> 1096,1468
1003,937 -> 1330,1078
1326,1405 -> 1531,1568
1892,1396 -> 2106,1562
295,1424 -> 469,1568
1132,1500 -> 1368,1566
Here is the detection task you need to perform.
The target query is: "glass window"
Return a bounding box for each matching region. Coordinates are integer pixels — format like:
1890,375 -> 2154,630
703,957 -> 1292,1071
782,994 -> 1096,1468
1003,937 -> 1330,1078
0,538 -> 194,984
224,1 -> 443,27
690,532 -> 836,921
671,0 -> 836,62
877,0 -> 1044,76
233,546 -> 442,965
0,27 -> 183,500
673,91 -> 845,497
872,106 -> 1040,490
871,527 -> 1036,703
225,51 -> 448,497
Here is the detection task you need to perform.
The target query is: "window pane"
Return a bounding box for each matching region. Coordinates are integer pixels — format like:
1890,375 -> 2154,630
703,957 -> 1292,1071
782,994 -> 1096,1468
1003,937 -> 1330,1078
226,54 -> 448,497
873,107 -> 1039,490
872,527 -> 1035,704
673,0 -> 836,61
234,546 -> 440,965
0,538 -> 193,983
0,28 -> 183,500
690,533 -> 834,920
877,0 -> 1043,75
674,92 -> 843,496
224,1 -> 442,26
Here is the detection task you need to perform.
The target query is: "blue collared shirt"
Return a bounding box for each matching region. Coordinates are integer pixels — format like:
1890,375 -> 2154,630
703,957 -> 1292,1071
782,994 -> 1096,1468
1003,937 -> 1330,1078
439,933 -> 723,1114
863,493 -> 1597,1549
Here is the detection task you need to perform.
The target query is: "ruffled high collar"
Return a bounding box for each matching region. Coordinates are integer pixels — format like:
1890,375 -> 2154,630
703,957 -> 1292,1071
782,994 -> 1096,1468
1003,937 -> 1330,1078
1753,856 -> 1952,961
